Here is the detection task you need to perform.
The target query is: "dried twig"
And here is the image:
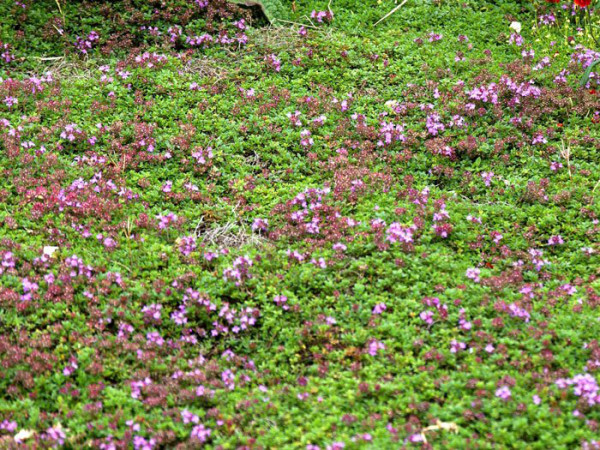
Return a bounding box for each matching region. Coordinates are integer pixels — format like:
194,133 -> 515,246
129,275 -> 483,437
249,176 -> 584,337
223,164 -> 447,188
30,56 -> 64,61
560,139 -> 572,180
182,57 -> 228,79
272,19 -> 319,29
411,420 -> 459,444
55,0 -> 66,25
196,221 -> 265,249
374,0 -> 408,26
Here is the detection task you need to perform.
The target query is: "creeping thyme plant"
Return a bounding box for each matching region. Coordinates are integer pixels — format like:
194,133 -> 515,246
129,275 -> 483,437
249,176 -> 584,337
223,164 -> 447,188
0,0 -> 600,448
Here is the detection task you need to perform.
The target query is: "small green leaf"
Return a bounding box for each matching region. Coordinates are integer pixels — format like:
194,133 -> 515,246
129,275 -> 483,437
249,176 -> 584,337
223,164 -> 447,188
228,0 -> 289,23
579,59 -> 600,87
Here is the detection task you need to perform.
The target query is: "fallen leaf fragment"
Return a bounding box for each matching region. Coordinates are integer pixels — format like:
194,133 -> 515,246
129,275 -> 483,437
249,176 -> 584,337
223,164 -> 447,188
14,429 -> 35,443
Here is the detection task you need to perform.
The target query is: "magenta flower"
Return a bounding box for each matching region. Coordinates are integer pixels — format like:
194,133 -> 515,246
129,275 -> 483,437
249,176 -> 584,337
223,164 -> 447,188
450,340 -> 467,353
310,10 -> 333,23
366,339 -> 386,356
0,420 -> 17,433
252,218 -> 269,232
332,242 -> 347,252
44,425 -> 66,447
481,171 -> 494,187
386,222 -> 414,244
221,369 -> 235,390
466,268 -> 481,283
63,357 -> 78,376
181,410 -> 200,424
265,53 -> 282,72
274,295 -> 289,310
509,33 -> 524,46
3,96 -> 18,108
548,235 -> 564,246
178,235 -> 197,256
372,303 -> 387,314
428,32 -> 443,42
420,310 -> 434,325
326,442 -> 345,450
133,435 -> 156,450
550,161 -> 563,171
426,112 -> 445,136
556,374 -> 600,406
495,386 -> 512,401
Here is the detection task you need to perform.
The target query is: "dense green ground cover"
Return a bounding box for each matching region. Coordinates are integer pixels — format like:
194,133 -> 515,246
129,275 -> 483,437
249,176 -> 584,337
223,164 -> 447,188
1,0 -> 600,448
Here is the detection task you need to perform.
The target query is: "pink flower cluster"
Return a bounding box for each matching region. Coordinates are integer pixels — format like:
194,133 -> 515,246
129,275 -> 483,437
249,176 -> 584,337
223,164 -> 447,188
74,31 -> 100,54
311,10 -> 334,23
556,373 -> 600,406
223,255 -> 253,286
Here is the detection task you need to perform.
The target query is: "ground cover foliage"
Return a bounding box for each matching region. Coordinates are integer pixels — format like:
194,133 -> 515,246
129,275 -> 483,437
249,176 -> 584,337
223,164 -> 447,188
1,0 -> 600,448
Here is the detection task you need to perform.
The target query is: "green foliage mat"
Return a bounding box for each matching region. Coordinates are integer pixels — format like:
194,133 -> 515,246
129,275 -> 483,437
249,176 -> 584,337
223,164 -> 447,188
0,0 -> 599,448
229,0 -> 290,23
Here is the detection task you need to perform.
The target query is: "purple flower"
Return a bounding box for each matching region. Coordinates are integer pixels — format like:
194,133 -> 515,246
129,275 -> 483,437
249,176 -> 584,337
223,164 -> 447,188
191,146 -> 213,164
366,339 -> 385,356
44,425 -> 66,447
509,33 -> 524,46
252,218 -> 269,232
3,96 -> 18,108
310,10 -> 333,23
171,305 -> 188,325
531,132 -> 547,145
496,386 -> 512,401
556,374 -> 600,406
426,112 -> 446,136
146,331 -> 164,346
326,442 -> 345,450
548,235 -> 564,246
332,242 -> 347,252
420,310 -> 434,325
0,420 -> 17,432
142,303 -> 162,322
372,303 -> 387,314
178,235 -> 197,256
133,435 -> 156,450
63,357 -> 78,376
533,56 -> 551,71
386,223 -> 414,244
522,49 -> 535,61
481,171 -> 494,187
221,369 -> 235,390
265,54 -> 282,72
274,295 -> 289,310
223,255 -> 253,285
181,409 -> 199,424
508,302 -> 530,322
466,268 -> 481,283
428,32 -> 443,42
450,340 -> 467,353
300,129 -> 314,147
156,212 -> 178,230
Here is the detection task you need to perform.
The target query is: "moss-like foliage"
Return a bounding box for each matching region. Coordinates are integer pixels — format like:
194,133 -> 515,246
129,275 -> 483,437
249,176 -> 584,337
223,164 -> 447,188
0,0 -> 599,448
